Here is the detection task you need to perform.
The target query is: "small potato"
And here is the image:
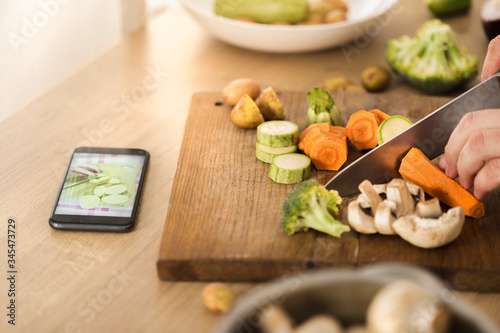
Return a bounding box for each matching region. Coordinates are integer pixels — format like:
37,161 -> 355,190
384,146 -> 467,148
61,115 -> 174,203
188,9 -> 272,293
222,78 -> 261,106
327,0 -> 349,12
340,84 -> 366,93
255,87 -> 286,121
235,17 -> 258,23
231,94 -> 265,128
319,76 -> 353,91
271,21 -> 292,26
308,0 -> 337,16
325,9 -> 347,23
305,12 -> 324,24
361,66 -> 392,92
201,282 -> 235,314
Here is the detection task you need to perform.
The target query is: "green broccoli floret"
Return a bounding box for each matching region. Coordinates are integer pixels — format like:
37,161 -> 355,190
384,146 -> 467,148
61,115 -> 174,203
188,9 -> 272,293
306,88 -> 342,126
386,19 -> 477,94
281,179 -> 349,237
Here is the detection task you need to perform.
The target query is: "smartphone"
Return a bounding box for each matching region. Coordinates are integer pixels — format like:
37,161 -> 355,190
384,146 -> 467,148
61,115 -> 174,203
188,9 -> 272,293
49,147 -> 150,232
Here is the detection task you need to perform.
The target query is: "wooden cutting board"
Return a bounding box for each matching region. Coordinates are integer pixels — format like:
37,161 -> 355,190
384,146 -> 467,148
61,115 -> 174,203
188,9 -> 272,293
157,91 -> 500,292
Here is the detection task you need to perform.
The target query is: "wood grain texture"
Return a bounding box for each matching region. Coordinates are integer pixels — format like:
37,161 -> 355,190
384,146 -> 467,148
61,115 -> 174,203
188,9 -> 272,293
1,1 -> 498,332
158,91 -> 500,292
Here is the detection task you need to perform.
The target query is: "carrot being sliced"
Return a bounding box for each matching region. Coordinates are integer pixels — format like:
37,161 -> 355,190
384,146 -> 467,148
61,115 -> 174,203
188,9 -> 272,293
345,110 -> 379,150
308,135 -> 347,170
369,109 -> 390,126
399,147 -> 485,219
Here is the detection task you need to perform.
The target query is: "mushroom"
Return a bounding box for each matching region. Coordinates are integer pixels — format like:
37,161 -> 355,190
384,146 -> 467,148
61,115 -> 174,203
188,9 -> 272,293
405,181 -> 425,202
358,180 -> 382,216
294,315 -> 343,333
347,201 -> 377,234
392,206 -> 465,249
374,200 -> 397,235
260,305 -> 294,333
367,280 -> 450,333
373,184 -> 386,195
386,178 -> 415,217
415,197 -> 442,219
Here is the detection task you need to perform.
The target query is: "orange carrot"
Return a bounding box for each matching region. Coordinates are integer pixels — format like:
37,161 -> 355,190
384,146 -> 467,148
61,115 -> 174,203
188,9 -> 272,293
300,127 -> 326,153
345,110 -> 379,150
330,126 -> 346,141
399,147 -> 485,218
308,135 -> 347,170
299,122 -> 331,142
303,128 -> 339,156
299,127 -> 347,171
369,109 -> 390,126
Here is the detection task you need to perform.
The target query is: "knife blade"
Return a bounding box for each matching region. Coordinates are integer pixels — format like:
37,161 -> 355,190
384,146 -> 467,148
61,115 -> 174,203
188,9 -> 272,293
325,72 -> 500,196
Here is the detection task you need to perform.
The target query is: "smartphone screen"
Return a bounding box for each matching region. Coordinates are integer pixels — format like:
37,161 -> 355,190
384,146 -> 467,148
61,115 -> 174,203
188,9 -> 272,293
49,147 -> 149,232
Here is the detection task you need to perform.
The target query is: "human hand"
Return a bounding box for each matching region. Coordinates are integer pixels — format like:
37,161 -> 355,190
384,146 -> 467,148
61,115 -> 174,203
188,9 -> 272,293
481,35 -> 500,81
69,164 -> 102,177
439,109 -> 500,200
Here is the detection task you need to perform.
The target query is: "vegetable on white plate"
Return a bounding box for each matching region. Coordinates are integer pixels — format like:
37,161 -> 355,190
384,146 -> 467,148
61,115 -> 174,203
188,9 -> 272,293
257,120 -> 298,148
376,115 -> 412,145
269,153 -> 310,184
255,142 -> 297,164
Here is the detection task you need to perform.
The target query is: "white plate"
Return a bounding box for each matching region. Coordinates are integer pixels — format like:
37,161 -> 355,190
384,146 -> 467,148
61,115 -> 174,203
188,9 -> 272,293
179,0 -> 399,53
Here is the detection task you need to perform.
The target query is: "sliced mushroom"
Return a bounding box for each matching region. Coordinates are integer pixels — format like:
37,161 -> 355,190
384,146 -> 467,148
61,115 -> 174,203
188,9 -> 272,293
415,197 -> 442,219
373,184 -> 386,195
357,193 -> 371,209
367,280 -> 450,333
374,200 -> 397,235
405,181 -> 425,202
392,206 -> 465,249
358,180 -> 383,215
386,178 -> 414,217
295,315 -> 343,333
260,305 -> 294,333
347,201 -> 377,234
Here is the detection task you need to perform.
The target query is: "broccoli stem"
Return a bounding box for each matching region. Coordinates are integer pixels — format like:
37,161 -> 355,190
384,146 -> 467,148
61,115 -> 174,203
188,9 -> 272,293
301,194 -> 350,237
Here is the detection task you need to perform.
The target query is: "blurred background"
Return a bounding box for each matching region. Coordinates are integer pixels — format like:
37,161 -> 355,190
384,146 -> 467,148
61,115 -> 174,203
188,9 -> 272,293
0,0 -> 174,122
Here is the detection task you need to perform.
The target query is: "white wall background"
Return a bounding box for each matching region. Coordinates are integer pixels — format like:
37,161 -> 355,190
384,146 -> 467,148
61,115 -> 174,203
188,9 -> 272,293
0,0 -> 123,122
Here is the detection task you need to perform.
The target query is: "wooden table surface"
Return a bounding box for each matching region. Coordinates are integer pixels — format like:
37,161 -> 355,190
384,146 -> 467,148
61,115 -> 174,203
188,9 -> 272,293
0,1 -> 498,332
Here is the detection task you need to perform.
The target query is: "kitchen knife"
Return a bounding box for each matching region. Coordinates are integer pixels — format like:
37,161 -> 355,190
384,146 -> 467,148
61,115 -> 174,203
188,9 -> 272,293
325,72 -> 500,196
